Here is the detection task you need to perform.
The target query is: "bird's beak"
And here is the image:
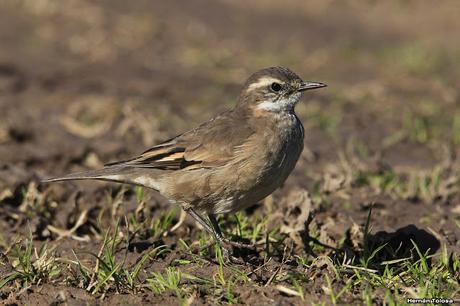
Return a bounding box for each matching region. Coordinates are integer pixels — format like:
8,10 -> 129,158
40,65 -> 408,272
298,81 -> 327,92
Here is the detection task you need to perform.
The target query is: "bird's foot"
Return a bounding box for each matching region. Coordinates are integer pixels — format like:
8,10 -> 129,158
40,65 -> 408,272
220,246 -> 246,264
221,237 -> 258,251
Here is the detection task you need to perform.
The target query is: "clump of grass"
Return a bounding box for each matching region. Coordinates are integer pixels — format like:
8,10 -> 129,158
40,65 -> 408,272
145,243 -> 250,304
217,212 -> 284,251
150,208 -> 178,239
148,266 -> 183,297
210,244 -> 250,304
65,223 -> 169,294
0,231 -> 61,289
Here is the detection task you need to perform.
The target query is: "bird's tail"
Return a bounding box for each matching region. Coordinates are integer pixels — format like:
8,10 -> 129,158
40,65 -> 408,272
42,166 -> 157,189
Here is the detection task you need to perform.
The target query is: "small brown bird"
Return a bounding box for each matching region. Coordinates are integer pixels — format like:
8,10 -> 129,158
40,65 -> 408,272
44,67 -> 326,254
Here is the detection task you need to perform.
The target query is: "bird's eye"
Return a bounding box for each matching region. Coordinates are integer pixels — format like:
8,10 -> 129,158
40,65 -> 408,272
270,82 -> 282,92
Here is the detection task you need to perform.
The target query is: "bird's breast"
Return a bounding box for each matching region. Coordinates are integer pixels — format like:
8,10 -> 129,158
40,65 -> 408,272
260,114 -> 304,181
221,113 -> 304,212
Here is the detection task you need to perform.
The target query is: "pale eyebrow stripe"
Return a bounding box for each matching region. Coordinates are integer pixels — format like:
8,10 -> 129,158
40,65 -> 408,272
246,77 -> 282,92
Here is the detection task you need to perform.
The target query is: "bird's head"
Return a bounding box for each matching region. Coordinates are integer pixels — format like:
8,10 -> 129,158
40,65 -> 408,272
238,67 -> 326,113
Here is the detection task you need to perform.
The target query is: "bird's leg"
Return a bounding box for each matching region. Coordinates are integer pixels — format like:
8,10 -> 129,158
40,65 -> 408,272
207,214 -> 224,240
208,214 -> 256,251
183,207 -> 256,263
184,207 -> 219,240
183,207 -> 231,260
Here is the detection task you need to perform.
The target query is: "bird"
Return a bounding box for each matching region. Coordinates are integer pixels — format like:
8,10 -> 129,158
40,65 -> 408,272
44,66 -> 326,256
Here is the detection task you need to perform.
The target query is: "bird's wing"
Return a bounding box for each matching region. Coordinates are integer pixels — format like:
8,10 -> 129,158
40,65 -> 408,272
106,110 -> 255,170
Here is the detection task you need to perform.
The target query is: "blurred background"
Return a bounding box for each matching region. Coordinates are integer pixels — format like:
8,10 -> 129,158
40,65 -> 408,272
0,0 -> 460,303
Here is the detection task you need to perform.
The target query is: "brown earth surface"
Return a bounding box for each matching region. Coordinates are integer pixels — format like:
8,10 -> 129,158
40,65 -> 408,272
0,0 -> 459,305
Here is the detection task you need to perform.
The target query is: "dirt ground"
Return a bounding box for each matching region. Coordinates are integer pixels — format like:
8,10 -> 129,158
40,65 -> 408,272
0,0 -> 459,305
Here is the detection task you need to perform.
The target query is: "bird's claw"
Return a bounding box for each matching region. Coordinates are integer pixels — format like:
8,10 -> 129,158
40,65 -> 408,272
221,238 -> 258,251
220,246 -> 246,264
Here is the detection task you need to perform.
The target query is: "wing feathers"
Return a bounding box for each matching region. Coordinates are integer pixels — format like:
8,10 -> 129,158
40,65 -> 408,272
105,109 -> 255,171
106,144 -> 200,170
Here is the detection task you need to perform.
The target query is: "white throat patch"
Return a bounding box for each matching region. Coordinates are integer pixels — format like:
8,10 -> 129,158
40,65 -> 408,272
256,92 -> 301,112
